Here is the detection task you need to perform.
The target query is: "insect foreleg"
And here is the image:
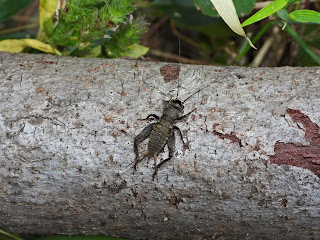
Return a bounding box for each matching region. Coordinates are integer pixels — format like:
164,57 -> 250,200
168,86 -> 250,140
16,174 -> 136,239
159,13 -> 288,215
138,114 -> 160,121
152,131 -> 175,180
134,123 -> 155,159
177,108 -> 196,120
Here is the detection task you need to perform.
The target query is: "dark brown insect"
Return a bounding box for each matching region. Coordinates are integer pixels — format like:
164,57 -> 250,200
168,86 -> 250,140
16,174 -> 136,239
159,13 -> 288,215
133,84 -> 211,180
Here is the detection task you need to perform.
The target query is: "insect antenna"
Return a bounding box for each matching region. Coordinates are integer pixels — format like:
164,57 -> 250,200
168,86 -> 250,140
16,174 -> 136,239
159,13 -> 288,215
182,82 -> 214,103
176,34 -> 181,99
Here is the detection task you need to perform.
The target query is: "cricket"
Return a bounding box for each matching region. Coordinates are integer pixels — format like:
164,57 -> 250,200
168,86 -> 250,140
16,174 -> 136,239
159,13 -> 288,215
133,82 -> 211,180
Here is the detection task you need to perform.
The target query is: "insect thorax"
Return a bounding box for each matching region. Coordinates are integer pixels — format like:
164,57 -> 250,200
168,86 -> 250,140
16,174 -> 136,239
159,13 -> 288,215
162,99 -> 184,120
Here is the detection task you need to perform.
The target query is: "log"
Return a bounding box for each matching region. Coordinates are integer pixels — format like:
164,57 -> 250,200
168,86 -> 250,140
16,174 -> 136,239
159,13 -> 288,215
0,52 -> 319,239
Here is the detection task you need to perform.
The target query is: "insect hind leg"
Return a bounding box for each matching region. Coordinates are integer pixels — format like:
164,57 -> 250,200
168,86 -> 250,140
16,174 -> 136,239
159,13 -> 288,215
133,123 -> 156,170
152,131 -> 175,180
133,151 -> 148,170
134,123 -> 155,159
173,125 -> 189,149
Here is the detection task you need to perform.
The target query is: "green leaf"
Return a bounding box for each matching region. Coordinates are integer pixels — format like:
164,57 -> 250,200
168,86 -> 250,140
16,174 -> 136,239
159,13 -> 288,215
0,230 -> 23,240
37,0 -> 58,40
0,39 -> 61,55
194,0 -> 255,17
287,10 -> 320,24
0,0 -> 33,22
284,24 -> 320,65
277,9 -> 289,21
242,0 -> 288,27
124,43 -> 149,58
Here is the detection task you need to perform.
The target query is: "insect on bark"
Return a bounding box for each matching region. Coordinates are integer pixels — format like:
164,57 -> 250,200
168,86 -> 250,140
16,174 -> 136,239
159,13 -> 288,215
133,82 -> 211,180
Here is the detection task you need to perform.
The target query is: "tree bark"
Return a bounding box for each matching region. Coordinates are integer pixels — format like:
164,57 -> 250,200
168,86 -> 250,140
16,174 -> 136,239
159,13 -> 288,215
0,52 -> 320,239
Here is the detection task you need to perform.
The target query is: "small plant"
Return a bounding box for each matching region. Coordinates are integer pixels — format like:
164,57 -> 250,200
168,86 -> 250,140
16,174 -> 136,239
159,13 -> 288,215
49,0 -> 147,57
150,0 -> 320,66
0,0 -> 148,58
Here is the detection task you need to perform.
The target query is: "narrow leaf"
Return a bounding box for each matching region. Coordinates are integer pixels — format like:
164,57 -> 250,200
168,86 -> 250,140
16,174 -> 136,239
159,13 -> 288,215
0,39 -> 30,52
242,0 -> 288,27
0,39 -> 61,55
23,39 -> 61,54
288,10 -> 320,24
285,25 -> 320,65
210,0 -> 256,49
0,230 -> 24,240
210,0 -> 244,36
124,43 -> 149,58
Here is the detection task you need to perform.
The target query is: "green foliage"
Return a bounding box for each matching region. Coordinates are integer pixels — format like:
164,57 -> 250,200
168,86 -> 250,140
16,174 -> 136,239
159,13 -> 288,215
241,0 -> 288,27
0,0 -> 319,64
102,15 -> 147,57
285,24 -> 320,65
187,0 -> 320,65
287,10 -> 320,24
239,0 -> 320,65
241,0 -> 320,27
0,0 -> 147,57
194,0 -> 320,27
49,0 -> 147,57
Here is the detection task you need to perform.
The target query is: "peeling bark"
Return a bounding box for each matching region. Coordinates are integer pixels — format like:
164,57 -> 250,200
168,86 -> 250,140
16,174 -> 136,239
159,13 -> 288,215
0,52 -> 320,239
212,130 -> 244,147
159,64 -> 180,82
270,109 -> 320,177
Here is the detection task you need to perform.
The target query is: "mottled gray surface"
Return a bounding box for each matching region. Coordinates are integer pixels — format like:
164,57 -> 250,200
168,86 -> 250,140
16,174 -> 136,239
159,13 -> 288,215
0,52 -> 319,239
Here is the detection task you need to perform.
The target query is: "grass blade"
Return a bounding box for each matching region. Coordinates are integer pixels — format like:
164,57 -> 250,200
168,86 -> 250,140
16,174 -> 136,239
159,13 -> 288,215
242,0 -> 288,27
285,24 -> 320,65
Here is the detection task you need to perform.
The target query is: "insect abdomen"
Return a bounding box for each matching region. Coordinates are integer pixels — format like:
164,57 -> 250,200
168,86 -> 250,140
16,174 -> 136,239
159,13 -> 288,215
148,118 -> 173,155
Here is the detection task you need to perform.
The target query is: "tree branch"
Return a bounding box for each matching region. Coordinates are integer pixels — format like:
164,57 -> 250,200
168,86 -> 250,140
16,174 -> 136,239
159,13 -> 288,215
0,52 -> 319,239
